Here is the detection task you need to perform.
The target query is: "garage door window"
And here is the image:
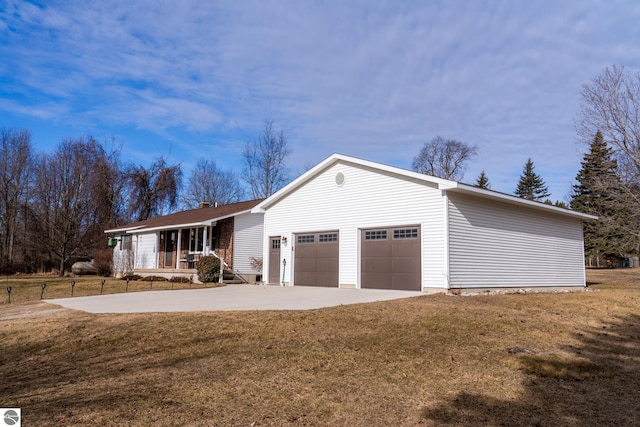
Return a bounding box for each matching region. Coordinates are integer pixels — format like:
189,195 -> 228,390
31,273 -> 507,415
365,230 -> 387,240
393,228 -> 419,239
297,235 -> 315,244
319,233 -> 338,243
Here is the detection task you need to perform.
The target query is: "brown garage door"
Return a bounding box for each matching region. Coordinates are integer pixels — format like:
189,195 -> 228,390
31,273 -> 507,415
361,226 -> 421,291
294,231 -> 339,287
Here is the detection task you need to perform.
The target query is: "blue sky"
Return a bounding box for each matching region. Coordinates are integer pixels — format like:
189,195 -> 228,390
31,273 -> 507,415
1,0 -> 640,202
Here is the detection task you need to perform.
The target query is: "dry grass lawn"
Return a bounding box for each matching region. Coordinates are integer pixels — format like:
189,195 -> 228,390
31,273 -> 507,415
1,269 -> 639,426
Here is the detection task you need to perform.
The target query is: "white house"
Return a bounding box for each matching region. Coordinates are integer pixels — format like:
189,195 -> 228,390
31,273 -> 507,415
251,154 -> 596,291
105,200 -> 264,283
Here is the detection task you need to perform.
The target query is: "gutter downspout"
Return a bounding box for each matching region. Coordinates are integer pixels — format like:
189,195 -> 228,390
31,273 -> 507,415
443,191 -> 451,290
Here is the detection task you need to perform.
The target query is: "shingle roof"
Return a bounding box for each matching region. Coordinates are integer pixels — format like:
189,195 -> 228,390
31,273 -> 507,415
105,199 -> 264,234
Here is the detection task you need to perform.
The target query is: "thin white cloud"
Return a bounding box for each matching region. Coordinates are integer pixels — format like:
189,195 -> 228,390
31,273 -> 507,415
1,0 -> 640,200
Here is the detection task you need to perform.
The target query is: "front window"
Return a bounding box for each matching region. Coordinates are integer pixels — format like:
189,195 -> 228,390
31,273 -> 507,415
120,235 -> 132,250
189,227 -> 205,252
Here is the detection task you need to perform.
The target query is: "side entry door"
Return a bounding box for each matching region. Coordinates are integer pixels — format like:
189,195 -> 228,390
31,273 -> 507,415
268,237 -> 281,284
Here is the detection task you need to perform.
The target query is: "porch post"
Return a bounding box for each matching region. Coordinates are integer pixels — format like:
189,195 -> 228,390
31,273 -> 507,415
203,226 -> 209,255
176,229 -> 182,270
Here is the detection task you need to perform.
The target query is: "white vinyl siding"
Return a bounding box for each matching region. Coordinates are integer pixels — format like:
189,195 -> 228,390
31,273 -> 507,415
263,161 -> 449,289
112,235 -> 134,274
447,193 -> 586,288
134,232 -> 157,269
233,212 -> 264,274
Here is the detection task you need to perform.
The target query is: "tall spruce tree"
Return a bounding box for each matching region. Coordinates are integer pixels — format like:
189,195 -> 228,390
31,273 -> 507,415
515,158 -> 550,201
475,170 -> 490,189
570,131 -> 628,265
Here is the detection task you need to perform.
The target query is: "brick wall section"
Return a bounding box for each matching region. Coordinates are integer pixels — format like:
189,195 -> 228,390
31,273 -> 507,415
215,218 -> 234,269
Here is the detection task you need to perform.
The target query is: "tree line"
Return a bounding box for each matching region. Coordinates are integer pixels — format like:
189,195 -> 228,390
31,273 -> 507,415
0,120 -> 291,275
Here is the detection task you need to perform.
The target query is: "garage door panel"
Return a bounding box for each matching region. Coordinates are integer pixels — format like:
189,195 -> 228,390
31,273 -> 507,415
317,258 -> 338,272
392,242 -> 420,257
392,276 -> 421,291
361,274 -> 390,289
296,272 -> 316,285
392,258 -> 420,273
317,271 -> 338,285
362,258 -> 392,273
296,259 -> 317,270
316,245 -> 337,257
362,226 -> 421,291
296,246 -> 317,258
361,243 -> 392,258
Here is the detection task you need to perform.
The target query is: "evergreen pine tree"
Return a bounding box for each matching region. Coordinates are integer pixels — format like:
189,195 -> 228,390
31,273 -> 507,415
475,170 -> 490,189
515,158 -> 550,201
570,131 -> 628,264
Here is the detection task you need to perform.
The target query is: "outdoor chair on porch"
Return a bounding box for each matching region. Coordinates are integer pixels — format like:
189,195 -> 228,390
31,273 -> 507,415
186,253 -> 195,268
179,253 -> 196,269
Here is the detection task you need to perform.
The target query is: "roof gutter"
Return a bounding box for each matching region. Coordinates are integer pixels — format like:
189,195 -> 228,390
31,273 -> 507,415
104,208 -> 257,234
125,221 -> 219,234
104,225 -> 145,234
448,183 -> 598,221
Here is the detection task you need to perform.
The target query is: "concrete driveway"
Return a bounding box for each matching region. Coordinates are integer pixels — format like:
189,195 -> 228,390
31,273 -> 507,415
46,284 -> 427,313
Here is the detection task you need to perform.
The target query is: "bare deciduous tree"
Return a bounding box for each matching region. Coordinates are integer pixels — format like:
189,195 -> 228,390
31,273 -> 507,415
412,136 -> 478,181
29,137 -> 119,275
577,65 -> 640,173
243,120 -> 292,198
181,158 -> 245,208
0,128 -> 33,268
125,156 -> 182,221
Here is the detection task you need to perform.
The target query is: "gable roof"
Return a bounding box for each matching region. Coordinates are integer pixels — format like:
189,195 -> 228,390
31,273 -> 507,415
105,199 -> 264,234
252,153 -> 597,221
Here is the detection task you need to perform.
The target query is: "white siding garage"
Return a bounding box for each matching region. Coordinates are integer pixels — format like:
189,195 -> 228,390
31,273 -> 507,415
253,154 -> 595,292
447,192 -> 587,288
256,157 -> 449,289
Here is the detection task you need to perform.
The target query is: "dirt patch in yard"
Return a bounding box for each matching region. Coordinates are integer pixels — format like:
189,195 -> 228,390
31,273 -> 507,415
0,269 -> 638,426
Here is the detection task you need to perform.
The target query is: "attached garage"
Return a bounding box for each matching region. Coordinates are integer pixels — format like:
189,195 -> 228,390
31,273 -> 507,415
294,231 -> 339,287
361,226 -> 421,291
253,154 -> 596,292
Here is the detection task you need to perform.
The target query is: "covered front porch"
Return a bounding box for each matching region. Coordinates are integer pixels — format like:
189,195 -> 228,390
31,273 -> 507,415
156,217 -> 234,271
107,199 -> 264,284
